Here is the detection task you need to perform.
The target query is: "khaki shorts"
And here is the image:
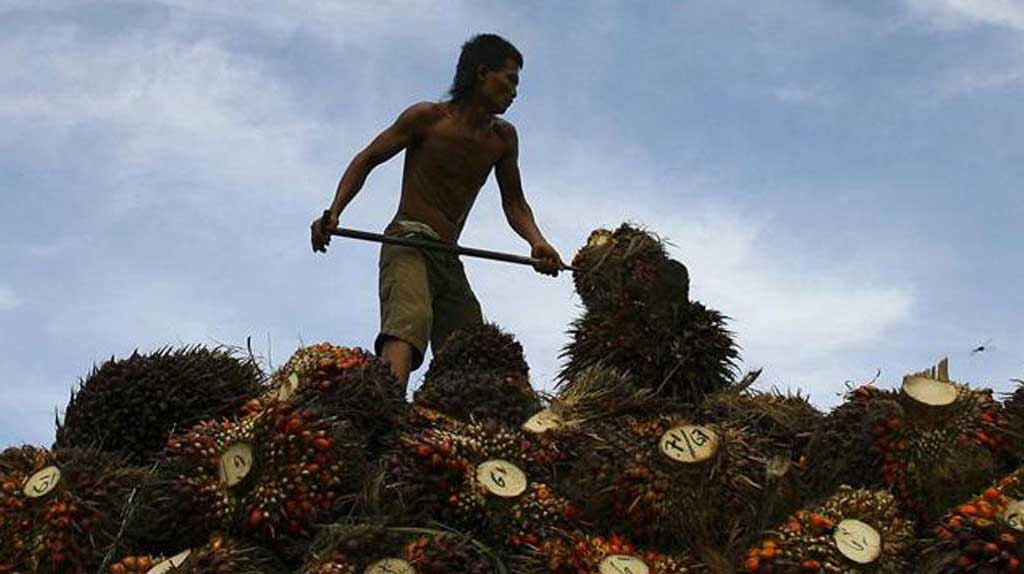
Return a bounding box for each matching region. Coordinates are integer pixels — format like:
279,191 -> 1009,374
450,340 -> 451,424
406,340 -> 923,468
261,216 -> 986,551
374,220 -> 483,370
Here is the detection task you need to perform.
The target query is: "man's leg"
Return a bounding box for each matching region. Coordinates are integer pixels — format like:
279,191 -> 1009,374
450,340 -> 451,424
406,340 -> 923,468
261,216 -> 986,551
430,257 -> 484,355
379,336 -> 414,395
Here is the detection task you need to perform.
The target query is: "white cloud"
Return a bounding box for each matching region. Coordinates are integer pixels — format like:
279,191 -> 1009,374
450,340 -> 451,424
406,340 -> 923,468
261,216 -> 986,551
0,287 -> 22,310
905,0 -> 1024,31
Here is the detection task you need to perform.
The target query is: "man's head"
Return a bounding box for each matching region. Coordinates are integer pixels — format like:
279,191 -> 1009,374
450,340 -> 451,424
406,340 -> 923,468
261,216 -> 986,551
448,34 -> 522,113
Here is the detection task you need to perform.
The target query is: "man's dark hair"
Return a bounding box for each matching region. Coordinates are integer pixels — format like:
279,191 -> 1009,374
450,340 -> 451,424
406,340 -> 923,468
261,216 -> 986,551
448,34 -> 523,104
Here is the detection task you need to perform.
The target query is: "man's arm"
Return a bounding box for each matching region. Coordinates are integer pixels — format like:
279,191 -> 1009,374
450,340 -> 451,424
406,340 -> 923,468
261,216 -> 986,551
494,122 -> 563,276
312,102 -> 436,252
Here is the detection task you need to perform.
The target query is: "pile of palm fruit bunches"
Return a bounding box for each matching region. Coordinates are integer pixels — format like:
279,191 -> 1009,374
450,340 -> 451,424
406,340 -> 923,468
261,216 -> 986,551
2,223 -> 1022,574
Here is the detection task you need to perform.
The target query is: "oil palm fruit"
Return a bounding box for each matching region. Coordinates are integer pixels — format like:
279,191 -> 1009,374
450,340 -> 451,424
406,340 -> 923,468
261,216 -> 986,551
0,446 -> 145,574
513,531 -> 705,574
425,322 -> 530,381
120,534 -> 286,574
56,345 -> 265,465
920,468 -> 1024,574
740,486 -> 915,574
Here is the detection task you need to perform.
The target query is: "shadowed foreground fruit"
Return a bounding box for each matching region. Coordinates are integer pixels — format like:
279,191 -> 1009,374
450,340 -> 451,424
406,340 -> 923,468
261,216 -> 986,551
0,446 -> 145,574
56,345 -> 265,465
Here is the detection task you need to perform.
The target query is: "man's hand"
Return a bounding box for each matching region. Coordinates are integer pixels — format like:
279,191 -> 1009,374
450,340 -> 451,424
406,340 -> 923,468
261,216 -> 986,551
311,212 -> 338,253
531,241 -> 563,277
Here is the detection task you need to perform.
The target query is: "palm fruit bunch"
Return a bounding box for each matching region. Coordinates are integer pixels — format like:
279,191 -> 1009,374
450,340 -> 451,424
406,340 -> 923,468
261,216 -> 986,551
740,486 -> 915,574
382,415 -> 575,548
512,532 -> 706,574
416,323 -> 542,428
301,524 -> 498,574
112,534 -> 286,574
920,468 -> 1024,574
136,400 -> 367,557
563,412 -> 770,550
0,445 -> 146,574
55,343 -> 264,466
561,224 -> 738,403
266,343 -> 406,457
55,345 -> 265,465
1003,380 -> 1024,467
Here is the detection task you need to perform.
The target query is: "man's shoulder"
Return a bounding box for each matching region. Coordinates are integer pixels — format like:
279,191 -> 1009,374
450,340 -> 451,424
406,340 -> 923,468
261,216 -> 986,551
492,117 -> 518,150
399,101 -> 447,128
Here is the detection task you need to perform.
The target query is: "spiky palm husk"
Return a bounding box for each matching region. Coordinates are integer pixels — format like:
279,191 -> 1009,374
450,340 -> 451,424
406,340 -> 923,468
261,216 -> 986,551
563,413 -> 771,550
559,302 -> 739,404
740,486 -> 915,574
414,369 -> 542,428
302,524 -> 498,574
571,224 -> 689,314
123,534 -> 286,574
55,345 -> 265,465
920,468 -> 1024,574
268,343 -> 406,458
0,446 -> 146,574
380,416 -> 574,547
425,322 -> 530,382
804,384 -> 1010,522
700,386 -> 823,470
134,401 -> 367,557
512,532 -> 706,574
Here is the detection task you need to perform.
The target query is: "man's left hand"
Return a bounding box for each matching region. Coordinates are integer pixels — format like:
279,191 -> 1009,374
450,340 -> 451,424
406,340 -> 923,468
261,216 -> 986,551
531,241 -> 563,277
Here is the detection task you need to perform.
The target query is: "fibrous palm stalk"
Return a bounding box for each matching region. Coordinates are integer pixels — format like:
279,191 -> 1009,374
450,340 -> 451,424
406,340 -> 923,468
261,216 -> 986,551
301,523 -> 498,574
134,398 -> 367,558
56,345 -> 265,465
0,446 -> 145,574
919,468 -> 1024,574
804,384 -> 1010,523
740,486 -> 915,574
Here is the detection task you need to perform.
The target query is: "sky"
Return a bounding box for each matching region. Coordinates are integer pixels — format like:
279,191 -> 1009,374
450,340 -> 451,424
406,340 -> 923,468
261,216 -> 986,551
2,0 -> 1023,446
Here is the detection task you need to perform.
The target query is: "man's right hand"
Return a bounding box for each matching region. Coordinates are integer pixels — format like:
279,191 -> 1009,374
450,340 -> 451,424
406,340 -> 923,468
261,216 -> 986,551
311,212 -> 338,253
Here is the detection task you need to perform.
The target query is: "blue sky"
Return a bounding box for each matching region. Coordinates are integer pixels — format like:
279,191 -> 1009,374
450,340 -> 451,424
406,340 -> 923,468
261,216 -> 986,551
2,0 -> 1022,446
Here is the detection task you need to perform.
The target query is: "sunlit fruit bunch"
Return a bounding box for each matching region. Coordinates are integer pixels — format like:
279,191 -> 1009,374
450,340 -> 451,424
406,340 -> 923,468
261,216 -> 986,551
858,384 -> 1009,520
519,532 -> 705,574
133,534 -> 286,574
266,343 -> 405,456
0,446 -> 145,574
741,486 -> 915,574
565,413 -> 768,548
922,468 -> 1024,574
302,524 -> 498,574
385,416 -> 568,546
107,555 -> 157,573
571,224 -> 687,312
56,345 -> 265,465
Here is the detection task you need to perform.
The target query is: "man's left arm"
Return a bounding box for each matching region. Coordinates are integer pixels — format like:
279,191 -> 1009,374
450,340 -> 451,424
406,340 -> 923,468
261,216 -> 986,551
494,122 -> 563,277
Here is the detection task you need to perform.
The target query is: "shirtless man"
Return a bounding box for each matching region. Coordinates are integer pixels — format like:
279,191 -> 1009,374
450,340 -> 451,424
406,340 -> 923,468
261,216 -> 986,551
310,34 -> 563,392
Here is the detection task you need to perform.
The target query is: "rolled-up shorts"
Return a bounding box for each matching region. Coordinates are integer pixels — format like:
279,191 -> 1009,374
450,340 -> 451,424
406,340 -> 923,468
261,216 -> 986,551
373,220 -> 483,370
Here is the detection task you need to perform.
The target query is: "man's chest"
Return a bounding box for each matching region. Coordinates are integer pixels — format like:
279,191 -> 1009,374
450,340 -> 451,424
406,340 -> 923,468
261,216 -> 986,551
418,121 -> 506,176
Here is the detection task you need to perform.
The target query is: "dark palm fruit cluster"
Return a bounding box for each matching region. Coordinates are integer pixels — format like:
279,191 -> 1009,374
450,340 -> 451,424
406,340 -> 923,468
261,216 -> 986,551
565,413 -> 769,549
132,534 -> 288,574
267,343 -> 406,458
0,446 -> 145,574
305,526 -> 497,574
142,400 -> 366,557
826,384 -> 1008,522
741,486 -> 915,574
416,324 -> 539,428
384,416 -> 572,547
56,345 -> 265,465
1003,382 -> 1024,466
516,532 -> 705,574
921,469 -> 1024,574
424,322 -> 531,381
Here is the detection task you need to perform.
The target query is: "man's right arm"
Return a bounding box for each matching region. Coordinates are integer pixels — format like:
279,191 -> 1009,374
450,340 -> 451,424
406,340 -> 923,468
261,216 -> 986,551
312,102 -> 437,252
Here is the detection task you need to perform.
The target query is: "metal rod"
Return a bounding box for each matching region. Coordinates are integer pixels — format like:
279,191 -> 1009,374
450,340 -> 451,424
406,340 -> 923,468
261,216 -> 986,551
321,211 -> 576,272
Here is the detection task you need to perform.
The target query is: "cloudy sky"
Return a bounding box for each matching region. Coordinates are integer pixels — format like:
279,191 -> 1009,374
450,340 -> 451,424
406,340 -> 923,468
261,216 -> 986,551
2,0 -> 1022,446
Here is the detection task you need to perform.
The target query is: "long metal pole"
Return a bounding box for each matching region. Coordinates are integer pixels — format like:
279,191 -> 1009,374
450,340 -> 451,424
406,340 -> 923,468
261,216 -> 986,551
321,211 -> 577,272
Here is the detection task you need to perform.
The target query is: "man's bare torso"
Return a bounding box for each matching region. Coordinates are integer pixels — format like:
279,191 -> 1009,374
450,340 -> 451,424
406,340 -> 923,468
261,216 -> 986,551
392,103 -> 512,243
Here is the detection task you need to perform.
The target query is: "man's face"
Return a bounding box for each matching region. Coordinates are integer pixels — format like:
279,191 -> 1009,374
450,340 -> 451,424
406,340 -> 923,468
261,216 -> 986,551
478,57 -> 519,114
